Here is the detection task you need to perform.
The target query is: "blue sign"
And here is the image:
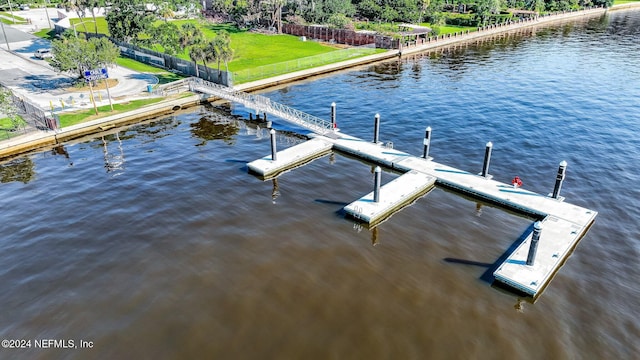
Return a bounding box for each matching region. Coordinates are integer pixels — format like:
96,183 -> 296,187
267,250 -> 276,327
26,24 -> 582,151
84,68 -> 108,81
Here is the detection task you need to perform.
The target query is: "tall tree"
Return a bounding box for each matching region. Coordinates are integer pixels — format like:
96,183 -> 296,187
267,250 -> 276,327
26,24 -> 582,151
51,33 -> 120,78
189,43 -> 207,78
150,22 -> 181,55
106,0 -> 154,44
180,23 -> 206,77
205,31 -> 234,80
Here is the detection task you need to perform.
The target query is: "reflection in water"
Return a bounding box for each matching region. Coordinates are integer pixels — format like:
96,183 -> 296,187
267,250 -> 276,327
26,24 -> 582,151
371,226 -> 379,246
0,157 -> 35,184
102,133 -> 125,175
271,178 -> 280,203
51,145 -> 70,159
190,114 -> 240,146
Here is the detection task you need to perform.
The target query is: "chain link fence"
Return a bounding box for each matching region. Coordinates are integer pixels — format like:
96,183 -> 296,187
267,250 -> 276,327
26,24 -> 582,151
1,86 -> 57,141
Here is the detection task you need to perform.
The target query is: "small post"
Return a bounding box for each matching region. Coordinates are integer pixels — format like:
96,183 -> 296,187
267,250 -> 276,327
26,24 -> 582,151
481,141 -> 493,178
263,113 -> 268,122
552,160 -> 567,199
422,126 -> 432,159
249,113 -> 253,121
526,222 -> 542,266
373,166 -> 381,203
331,102 -> 336,129
270,129 -> 277,162
266,120 -> 272,129
373,113 -> 380,144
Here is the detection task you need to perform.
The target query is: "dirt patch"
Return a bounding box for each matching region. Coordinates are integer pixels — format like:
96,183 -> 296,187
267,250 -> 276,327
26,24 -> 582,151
66,78 -> 119,92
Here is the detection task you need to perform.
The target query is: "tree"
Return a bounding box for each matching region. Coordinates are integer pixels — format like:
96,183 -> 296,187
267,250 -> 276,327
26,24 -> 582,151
149,22 -> 181,55
51,33 -> 120,78
180,23 -> 206,77
106,0 -> 154,44
204,31 -> 234,81
157,1 -> 175,22
189,44 -> 207,78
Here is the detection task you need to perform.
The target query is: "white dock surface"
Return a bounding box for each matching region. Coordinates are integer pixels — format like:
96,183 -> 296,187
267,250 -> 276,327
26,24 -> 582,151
247,137 -> 333,178
493,214 -> 595,296
248,131 -> 596,297
317,133 -> 597,297
344,170 -> 437,226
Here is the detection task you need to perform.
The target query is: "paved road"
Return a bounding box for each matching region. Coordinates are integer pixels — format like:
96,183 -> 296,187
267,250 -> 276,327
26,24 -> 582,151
0,7 -> 159,112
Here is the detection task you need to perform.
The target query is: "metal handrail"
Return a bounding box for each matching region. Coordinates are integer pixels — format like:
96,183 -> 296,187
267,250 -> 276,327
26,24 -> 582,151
188,78 -> 334,135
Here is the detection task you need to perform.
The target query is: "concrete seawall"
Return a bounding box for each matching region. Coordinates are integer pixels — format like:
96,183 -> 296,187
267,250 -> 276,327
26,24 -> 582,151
1,4 -> 638,160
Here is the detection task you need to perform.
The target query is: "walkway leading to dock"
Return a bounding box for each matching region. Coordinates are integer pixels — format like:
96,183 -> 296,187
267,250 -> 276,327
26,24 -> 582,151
187,78 -> 336,136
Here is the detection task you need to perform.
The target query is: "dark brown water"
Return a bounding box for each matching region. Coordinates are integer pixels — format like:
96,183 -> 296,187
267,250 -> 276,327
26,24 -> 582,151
1,9 -> 639,359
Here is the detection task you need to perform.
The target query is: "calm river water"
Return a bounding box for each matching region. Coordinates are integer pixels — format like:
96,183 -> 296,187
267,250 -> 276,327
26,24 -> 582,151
1,8 -> 639,360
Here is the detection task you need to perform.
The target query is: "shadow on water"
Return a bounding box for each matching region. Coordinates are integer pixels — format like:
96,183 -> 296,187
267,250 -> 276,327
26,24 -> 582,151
443,221 -> 536,290
314,199 -> 350,207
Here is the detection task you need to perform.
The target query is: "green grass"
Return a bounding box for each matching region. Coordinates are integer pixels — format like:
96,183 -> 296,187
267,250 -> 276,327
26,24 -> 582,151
58,98 -> 164,127
33,28 -> 57,40
0,12 -> 27,24
613,0 -> 640,3
233,47 -> 384,84
70,17 -> 109,36
167,21 -> 342,72
0,116 -> 27,140
429,24 -> 477,35
115,57 -> 185,84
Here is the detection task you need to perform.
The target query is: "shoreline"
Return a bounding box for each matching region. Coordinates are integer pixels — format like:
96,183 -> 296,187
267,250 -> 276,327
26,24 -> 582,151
1,4 -> 639,160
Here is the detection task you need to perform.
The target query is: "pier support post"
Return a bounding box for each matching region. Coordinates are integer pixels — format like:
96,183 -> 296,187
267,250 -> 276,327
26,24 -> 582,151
374,113 -> 380,144
249,113 -> 253,121
526,222 -> 542,266
331,102 -> 336,129
422,126 -> 432,159
481,142 -> 493,178
373,166 -> 381,203
270,129 -> 277,162
552,160 -> 567,199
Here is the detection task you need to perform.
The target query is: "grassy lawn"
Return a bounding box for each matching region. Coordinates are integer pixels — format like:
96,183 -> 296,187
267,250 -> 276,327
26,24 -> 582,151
75,18 -> 353,73
33,28 -> 57,40
613,0 -> 640,3
0,116 -> 27,140
0,12 -> 27,24
58,98 -> 164,127
70,17 -> 109,36
115,57 -> 185,84
430,25 -> 477,35
165,21 -> 343,72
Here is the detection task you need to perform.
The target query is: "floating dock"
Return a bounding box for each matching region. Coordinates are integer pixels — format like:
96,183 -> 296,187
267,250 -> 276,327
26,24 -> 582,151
247,137 -> 333,179
344,170 -> 436,226
245,126 -> 596,298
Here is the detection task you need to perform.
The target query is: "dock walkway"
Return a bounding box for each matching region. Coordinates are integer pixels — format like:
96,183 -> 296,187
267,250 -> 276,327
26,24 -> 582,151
249,130 -> 597,298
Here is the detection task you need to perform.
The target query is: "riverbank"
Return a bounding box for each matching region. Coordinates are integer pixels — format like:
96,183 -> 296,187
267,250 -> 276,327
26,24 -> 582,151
1,3 -> 638,161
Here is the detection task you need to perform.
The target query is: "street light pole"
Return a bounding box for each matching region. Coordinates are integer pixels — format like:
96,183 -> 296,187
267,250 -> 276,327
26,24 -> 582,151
0,19 -> 10,51
7,0 -> 15,24
44,0 -> 52,29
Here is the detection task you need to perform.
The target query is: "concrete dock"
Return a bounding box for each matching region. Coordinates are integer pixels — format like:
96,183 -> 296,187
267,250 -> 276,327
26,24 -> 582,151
344,170 -> 436,226
250,131 -> 597,298
247,137 -> 333,179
